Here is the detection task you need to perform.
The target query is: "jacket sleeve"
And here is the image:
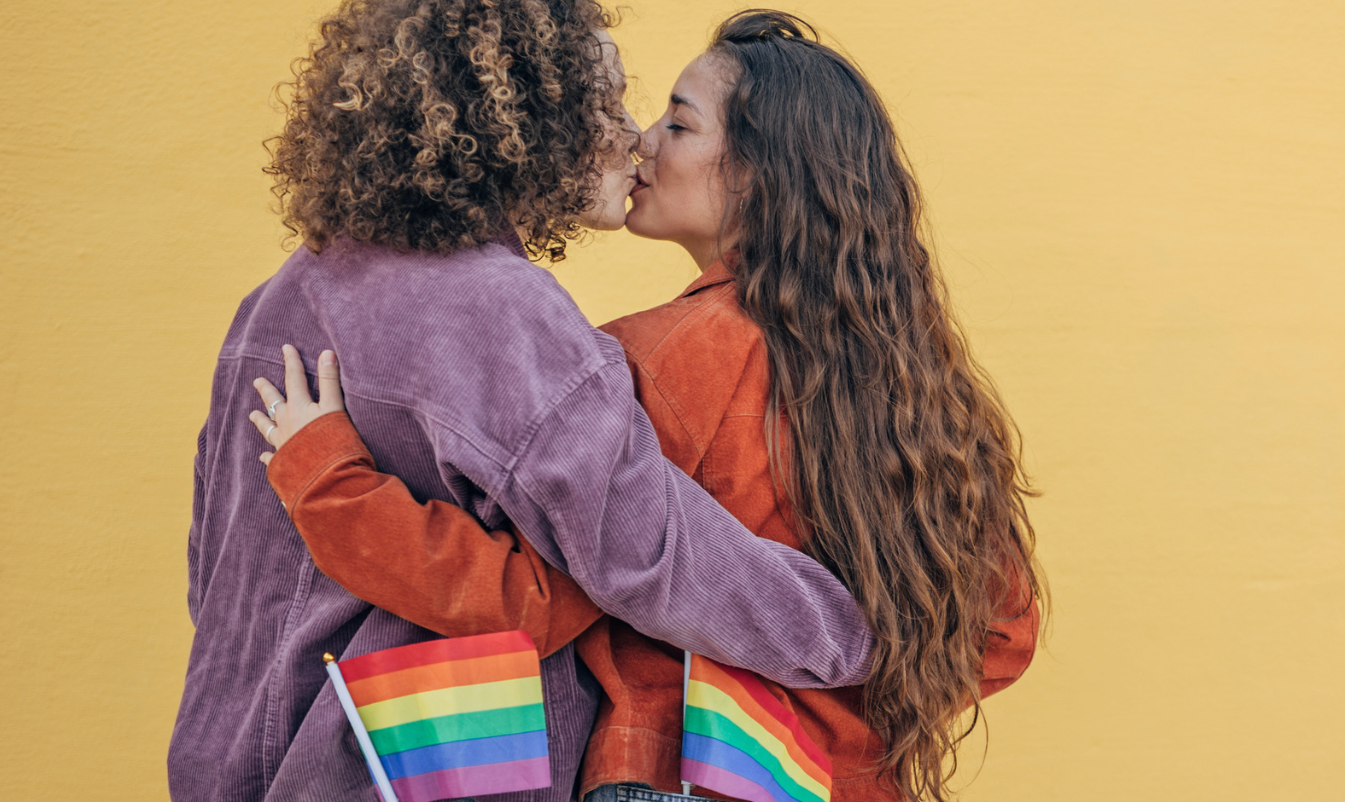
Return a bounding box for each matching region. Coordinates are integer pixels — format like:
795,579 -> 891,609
266,412 -> 602,658
490,358 -> 876,689
979,565 -> 1041,699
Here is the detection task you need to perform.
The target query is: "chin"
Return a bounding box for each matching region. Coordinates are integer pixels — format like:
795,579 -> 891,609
580,208 -> 626,232
623,206 -> 656,239
599,205 -> 633,231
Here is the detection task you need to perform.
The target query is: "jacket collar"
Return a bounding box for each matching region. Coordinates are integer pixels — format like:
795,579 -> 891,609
497,225 -> 527,258
677,250 -> 739,299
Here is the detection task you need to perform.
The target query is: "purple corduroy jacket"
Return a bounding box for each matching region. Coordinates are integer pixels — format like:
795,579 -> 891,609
168,233 -> 873,802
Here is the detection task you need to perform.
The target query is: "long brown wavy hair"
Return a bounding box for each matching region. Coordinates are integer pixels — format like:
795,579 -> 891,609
266,0 -> 621,260
709,11 -> 1044,799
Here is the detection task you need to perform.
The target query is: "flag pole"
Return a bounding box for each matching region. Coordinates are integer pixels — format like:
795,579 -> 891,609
324,652 -> 401,802
682,650 -> 693,797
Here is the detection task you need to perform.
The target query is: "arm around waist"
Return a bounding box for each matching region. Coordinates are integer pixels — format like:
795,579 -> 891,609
491,359 -> 876,689
266,412 -> 601,658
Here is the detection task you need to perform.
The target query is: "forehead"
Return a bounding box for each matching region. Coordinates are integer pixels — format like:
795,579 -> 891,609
671,52 -> 732,111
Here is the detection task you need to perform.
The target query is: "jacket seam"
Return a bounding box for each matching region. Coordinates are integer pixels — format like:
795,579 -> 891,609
214,347 -> 613,478
261,555 -> 316,783
500,355 -> 622,474
625,355 -> 706,464
279,446 -> 373,511
634,284 -> 736,372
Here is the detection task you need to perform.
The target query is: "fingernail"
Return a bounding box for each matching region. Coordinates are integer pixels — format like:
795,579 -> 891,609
319,350 -> 335,366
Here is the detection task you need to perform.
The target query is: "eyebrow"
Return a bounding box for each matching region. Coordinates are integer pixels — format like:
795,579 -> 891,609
670,93 -> 700,113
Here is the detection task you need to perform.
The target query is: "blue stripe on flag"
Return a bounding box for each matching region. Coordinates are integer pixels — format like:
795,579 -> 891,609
683,732 -> 798,802
380,730 -> 549,780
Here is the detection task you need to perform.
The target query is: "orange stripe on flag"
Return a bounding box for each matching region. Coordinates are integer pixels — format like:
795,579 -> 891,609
346,649 -> 540,708
712,661 -> 832,775
692,658 -> 831,785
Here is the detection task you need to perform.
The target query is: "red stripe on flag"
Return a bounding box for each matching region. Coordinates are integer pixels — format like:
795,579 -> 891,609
338,631 -> 536,683
697,659 -> 833,776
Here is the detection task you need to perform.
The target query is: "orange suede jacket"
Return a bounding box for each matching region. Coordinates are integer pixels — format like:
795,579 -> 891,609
266,259 -> 1039,800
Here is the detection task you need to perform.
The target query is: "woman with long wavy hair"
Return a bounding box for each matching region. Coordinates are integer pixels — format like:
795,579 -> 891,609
564,10 -> 1046,800
247,7 -> 1043,802
620,11 -> 1045,798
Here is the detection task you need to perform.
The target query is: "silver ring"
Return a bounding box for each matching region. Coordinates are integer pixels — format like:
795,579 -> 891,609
267,399 -> 284,420
265,425 -> 278,445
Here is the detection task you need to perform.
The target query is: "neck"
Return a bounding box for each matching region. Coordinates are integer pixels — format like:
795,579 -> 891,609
681,235 -> 735,272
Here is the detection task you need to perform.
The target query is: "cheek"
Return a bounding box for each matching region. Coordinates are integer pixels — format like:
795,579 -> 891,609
657,149 -> 715,211
675,154 -> 728,227
628,137 -> 728,240
593,170 -> 630,229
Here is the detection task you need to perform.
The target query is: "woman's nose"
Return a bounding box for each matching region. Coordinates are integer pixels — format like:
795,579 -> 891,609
636,124 -> 655,160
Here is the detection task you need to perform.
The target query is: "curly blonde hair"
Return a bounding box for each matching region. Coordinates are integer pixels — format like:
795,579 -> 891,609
266,0 -> 620,260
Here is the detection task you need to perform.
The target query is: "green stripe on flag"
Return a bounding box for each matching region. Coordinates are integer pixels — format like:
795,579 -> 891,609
684,707 -> 827,802
368,703 -> 546,755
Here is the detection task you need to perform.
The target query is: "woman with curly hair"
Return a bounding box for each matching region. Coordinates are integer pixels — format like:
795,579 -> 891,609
243,8 -> 1044,802
170,2 -> 876,801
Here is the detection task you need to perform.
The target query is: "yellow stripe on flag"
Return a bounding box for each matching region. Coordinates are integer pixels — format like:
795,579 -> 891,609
355,676 -> 544,732
687,679 -> 830,800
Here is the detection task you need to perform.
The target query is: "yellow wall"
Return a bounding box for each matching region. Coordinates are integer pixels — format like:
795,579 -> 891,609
2,1 -> 1341,798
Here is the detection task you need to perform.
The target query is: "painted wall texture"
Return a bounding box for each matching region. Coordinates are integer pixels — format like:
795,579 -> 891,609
2,0 -> 1342,799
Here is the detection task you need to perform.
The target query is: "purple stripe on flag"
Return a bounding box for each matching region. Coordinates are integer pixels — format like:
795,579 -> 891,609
389,755 -> 551,802
681,757 -> 779,802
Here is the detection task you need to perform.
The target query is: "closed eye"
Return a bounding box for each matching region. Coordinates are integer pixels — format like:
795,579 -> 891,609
666,123 -> 686,132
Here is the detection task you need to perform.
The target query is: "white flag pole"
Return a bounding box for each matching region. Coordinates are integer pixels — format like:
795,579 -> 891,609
682,650 -> 693,797
324,653 -> 401,802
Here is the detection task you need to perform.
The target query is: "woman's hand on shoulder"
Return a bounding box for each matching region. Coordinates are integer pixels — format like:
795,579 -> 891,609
248,344 -> 344,465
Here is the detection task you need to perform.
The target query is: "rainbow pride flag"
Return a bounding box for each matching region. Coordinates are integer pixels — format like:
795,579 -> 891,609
328,631 -> 551,802
681,654 -> 832,802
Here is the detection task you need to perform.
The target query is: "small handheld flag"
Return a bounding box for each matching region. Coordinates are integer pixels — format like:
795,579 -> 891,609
325,631 -> 551,802
325,652 -> 400,802
681,654 -> 832,802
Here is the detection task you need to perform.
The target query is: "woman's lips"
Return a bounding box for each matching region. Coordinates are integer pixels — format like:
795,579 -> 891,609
630,165 -> 650,196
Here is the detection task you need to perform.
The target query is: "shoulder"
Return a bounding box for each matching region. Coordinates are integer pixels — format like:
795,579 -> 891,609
600,280 -> 769,452
226,239 -> 623,462
226,239 -> 613,375
601,281 -> 763,378
308,238 -> 609,365
320,239 -> 595,336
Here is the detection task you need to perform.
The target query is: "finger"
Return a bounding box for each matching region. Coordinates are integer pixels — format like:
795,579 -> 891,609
253,377 -> 285,417
248,410 -> 284,450
248,410 -> 278,441
259,452 -> 273,466
282,344 -> 313,407
317,350 -> 344,413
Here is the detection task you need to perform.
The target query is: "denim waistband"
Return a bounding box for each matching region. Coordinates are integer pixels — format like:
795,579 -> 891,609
586,783 -> 717,802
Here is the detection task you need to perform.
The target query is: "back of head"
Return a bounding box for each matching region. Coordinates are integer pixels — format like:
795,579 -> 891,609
267,0 -> 619,260
709,10 -> 1044,800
